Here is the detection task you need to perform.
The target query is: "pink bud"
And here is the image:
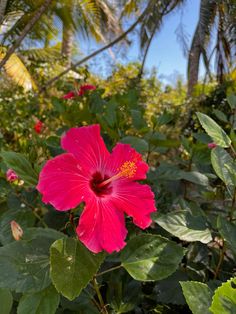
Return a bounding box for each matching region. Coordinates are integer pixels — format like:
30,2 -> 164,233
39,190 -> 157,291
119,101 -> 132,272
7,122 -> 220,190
208,143 -> 217,149
6,169 -> 19,182
10,220 -> 23,241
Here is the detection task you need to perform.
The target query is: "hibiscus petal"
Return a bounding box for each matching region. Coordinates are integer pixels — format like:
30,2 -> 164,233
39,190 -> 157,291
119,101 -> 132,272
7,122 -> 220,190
61,125 -> 110,174
106,143 -> 148,180
112,181 -> 156,229
37,153 -> 88,211
62,91 -> 76,99
77,198 -> 127,253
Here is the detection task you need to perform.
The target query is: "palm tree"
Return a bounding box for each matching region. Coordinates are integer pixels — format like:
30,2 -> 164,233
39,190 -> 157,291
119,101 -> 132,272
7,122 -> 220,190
0,0 -> 122,88
120,0 -> 235,95
58,0 -> 122,65
187,0 -> 236,95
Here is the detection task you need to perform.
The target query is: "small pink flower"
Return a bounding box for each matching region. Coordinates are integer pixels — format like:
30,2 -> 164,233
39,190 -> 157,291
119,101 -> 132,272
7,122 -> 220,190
62,84 -> 96,99
6,169 -> 19,182
37,125 -> 156,254
208,142 -> 217,149
34,120 -> 43,134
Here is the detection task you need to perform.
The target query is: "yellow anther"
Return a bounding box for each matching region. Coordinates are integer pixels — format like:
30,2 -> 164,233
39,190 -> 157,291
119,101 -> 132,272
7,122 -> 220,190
119,161 -> 137,178
97,160 -> 138,188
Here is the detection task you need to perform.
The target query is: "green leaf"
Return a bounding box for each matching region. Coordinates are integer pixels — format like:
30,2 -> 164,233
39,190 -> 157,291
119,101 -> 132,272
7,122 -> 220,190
130,110 -> 147,129
0,151 -> 38,186
45,136 -> 63,157
17,285 -> 60,314
210,278 -> 236,314
211,147 -> 236,187
0,288 -> 13,314
196,112 -> 231,147
50,237 -> 105,300
0,208 -> 35,245
180,281 -> 212,314
153,270 -> 188,305
104,102 -> 118,128
156,112 -> 173,126
217,216 -> 236,255
120,136 -> 148,153
121,234 -> 185,281
180,171 -> 209,186
51,96 -> 66,113
227,94 -> 236,110
107,271 -> 142,313
213,109 -> 228,123
0,230 -> 63,293
22,227 -> 66,241
153,211 -> 212,244
60,290 -> 99,313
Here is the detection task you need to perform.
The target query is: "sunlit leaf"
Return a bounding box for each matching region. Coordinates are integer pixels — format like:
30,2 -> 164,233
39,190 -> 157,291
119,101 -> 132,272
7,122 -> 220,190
197,112 -> 231,147
121,234 -> 185,281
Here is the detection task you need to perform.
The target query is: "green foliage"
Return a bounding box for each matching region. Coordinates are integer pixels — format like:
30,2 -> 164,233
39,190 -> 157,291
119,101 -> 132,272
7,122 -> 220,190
197,112 -> 231,147
0,151 -> 38,186
181,281 -> 212,314
210,278 -> 236,314
153,210 -> 212,244
50,237 -> 105,300
0,237 -> 53,293
0,288 -> 13,314
17,285 -> 60,314
121,234 -> 185,281
0,61 -> 236,313
211,147 -> 236,187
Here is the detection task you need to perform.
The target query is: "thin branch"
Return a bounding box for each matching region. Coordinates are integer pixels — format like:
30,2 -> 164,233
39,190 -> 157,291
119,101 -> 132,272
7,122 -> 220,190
92,277 -> 108,314
139,24 -> 157,77
96,264 -> 122,277
38,4 -> 151,94
139,0 -> 182,77
0,0 -> 53,69
0,0 -> 8,25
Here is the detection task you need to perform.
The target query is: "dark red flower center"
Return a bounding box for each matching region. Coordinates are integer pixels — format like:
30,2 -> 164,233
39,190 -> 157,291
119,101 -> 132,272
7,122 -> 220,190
90,172 -> 112,197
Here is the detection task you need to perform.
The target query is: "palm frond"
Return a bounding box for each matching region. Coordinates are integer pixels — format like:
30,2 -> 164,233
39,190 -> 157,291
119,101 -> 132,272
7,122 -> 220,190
19,44 -> 62,62
140,0 -> 184,51
0,47 -> 36,90
122,0 -> 139,17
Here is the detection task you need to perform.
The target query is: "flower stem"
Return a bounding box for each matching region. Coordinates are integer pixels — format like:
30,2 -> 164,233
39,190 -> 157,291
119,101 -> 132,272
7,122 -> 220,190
214,241 -> 225,279
229,188 -> 236,221
32,210 -> 48,228
92,277 -> 108,314
230,145 -> 236,158
96,264 -> 122,277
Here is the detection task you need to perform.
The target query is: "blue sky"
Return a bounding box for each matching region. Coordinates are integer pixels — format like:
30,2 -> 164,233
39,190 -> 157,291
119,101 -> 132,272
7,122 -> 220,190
80,0 -> 202,84
140,0 -> 201,83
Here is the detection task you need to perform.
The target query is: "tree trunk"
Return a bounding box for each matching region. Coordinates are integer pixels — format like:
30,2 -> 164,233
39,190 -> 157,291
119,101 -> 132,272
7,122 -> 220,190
61,25 -> 73,66
187,0 -> 217,95
187,25 -> 201,96
0,0 -> 8,25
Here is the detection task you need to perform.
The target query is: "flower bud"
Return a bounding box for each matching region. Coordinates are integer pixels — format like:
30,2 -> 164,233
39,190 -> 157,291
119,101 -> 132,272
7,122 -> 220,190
10,220 -> 23,241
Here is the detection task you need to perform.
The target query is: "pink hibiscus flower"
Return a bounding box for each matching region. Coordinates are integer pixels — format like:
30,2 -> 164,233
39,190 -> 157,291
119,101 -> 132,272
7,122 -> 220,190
78,84 -> 96,96
6,169 -> 19,182
34,120 -> 43,134
62,84 -> 96,99
62,91 -> 76,99
37,125 -> 156,253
